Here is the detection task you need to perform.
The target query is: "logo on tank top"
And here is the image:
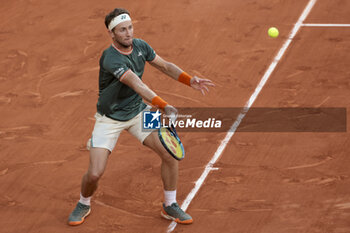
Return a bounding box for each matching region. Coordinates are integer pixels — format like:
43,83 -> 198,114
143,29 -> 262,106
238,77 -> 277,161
114,67 -> 125,77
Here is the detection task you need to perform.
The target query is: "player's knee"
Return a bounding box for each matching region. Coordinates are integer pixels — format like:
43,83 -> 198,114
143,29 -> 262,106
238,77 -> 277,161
161,152 -> 178,166
87,172 -> 103,183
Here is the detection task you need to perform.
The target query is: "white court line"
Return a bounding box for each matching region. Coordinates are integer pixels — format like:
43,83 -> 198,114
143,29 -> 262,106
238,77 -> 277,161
167,0 -> 318,232
303,23 -> 350,27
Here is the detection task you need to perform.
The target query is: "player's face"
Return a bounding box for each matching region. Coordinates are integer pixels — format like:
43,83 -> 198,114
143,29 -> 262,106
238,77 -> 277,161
111,21 -> 133,48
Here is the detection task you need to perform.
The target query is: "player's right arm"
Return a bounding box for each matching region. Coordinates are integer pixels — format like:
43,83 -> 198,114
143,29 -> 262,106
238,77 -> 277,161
120,70 -> 177,116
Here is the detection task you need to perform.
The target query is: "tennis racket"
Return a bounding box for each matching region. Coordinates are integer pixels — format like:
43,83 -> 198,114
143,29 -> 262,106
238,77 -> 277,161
158,114 -> 185,160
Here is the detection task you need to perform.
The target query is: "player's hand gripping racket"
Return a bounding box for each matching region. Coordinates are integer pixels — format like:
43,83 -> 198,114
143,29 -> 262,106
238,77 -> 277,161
158,113 -> 185,160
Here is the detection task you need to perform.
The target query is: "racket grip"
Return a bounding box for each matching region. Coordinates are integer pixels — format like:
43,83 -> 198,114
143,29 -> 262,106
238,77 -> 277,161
169,113 -> 177,123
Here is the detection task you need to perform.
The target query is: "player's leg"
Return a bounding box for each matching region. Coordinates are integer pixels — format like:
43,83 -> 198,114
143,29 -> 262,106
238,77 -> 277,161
142,132 -> 193,224
68,113 -> 122,226
128,111 -> 193,224
81,147 -> 111,199
68,147 -> 110,226
143,131 -> 178,190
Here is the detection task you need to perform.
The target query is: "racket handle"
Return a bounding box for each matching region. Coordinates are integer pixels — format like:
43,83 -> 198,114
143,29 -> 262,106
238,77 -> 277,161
169,113 -> 177,124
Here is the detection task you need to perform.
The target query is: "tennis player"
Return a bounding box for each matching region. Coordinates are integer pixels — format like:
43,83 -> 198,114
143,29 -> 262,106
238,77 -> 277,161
68,8 -> 214,226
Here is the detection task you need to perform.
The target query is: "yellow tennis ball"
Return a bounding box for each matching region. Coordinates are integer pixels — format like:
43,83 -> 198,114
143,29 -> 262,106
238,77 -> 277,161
268,27 -> 279,38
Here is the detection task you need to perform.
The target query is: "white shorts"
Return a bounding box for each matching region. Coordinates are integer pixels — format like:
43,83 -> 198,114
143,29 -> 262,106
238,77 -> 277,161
87,109 -> 154,152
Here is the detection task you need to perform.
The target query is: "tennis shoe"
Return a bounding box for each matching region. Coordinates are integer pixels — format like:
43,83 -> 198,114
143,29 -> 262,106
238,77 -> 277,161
161,202 -> 193,224
68,202 -> 91,226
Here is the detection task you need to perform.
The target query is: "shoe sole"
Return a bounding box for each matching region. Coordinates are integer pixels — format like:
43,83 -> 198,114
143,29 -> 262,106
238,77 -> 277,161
161,207 -> 193,224
68,208 -> 91,226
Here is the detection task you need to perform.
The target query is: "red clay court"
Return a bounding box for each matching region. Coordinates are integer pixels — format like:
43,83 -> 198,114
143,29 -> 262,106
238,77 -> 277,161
1,0 -> 350,232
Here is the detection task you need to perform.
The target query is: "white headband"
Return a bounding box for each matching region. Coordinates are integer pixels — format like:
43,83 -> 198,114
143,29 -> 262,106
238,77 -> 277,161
108,13 -> 132,31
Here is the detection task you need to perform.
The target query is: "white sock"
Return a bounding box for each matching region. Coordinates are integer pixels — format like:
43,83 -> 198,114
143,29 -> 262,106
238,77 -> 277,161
79,193 -> 91,206
164,190 -> 177,207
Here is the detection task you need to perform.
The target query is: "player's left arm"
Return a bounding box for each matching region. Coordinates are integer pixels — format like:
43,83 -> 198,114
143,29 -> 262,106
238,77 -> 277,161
149,55 -> 215,95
